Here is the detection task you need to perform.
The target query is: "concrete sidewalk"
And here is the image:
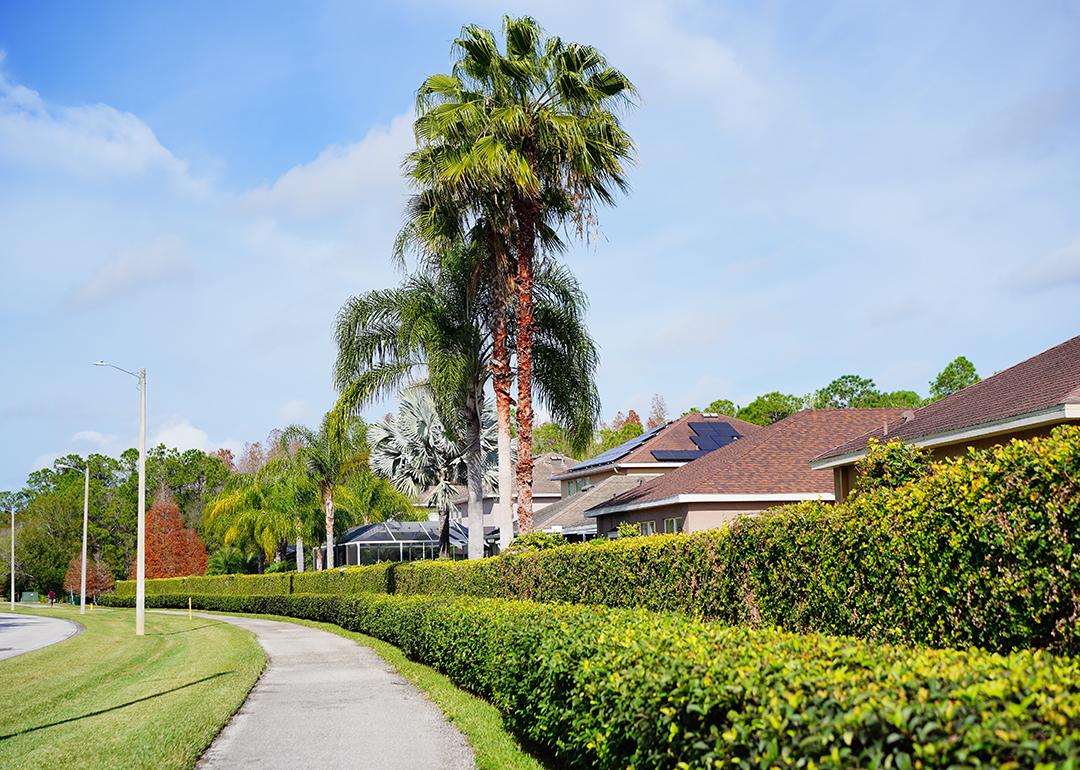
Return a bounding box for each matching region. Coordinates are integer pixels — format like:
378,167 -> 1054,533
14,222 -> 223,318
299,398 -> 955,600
0,611 -> 81,661
159,611 -> 474,769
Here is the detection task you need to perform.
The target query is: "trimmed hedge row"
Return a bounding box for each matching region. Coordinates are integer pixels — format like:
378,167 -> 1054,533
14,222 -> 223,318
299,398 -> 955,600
115,565 -> 393,597
100,591 -> 1080,769
116,426 -> 1080,655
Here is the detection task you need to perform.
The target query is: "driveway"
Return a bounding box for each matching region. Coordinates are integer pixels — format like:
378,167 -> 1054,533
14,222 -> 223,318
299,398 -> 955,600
157,611 -> 475,769
0,612 -> 82,661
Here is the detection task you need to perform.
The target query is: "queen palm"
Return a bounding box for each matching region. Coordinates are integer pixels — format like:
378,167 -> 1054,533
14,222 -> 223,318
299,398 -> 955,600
405,15 -> 635,530
206,462 -> 313,570
280,412 -> 370,569
335,248 -> 599,556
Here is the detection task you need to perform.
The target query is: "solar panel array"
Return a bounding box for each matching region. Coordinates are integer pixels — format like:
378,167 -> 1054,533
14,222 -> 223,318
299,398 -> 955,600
567,422 -> 666,472
649,421 -> 742,462
688,422 -> 742,451
651,449 -> 709,462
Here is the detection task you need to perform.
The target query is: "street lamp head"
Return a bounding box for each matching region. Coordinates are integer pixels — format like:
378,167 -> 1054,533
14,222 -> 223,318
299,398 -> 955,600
93,360 -> 107,367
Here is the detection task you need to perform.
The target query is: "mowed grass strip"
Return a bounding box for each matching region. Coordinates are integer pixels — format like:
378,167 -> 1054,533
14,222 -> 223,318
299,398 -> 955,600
226,611 -> 549,770
0,605 -> 264,770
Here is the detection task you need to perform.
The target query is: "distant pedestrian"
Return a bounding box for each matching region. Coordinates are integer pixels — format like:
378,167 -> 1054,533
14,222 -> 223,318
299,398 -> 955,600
48,590 -> 55,606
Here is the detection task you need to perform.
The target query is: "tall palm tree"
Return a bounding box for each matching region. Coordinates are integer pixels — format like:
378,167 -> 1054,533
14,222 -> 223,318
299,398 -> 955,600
280,412 -> 370,569
367,385 -> 497,558
335,249 -> 599,556
405,15 -> 636,530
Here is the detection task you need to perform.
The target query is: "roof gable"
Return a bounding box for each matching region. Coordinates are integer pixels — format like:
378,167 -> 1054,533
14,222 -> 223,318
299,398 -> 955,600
816,334 -> 1080,463
592,409 -> 907,512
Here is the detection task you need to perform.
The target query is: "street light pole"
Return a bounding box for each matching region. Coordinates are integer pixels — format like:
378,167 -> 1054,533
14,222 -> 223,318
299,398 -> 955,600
95,361 -> 147,636
136,367 -> 146,636
9,506 -> 13,612
80,462 -> 89,614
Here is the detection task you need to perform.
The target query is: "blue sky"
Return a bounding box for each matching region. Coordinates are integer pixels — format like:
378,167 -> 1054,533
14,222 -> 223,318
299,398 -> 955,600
1,1 -> 1078,491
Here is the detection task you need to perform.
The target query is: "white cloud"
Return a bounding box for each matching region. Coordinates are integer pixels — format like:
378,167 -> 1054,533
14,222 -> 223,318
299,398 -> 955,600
69,235 -> 194,307
0,54 -> 202,189
71,430 -> 120,448
278,399 -> 308,423
239,112 -> 414,219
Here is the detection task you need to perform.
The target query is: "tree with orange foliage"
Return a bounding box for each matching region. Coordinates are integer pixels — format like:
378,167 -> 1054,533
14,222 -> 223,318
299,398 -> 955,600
64,554 -> 115,600
131,491 -> 208,578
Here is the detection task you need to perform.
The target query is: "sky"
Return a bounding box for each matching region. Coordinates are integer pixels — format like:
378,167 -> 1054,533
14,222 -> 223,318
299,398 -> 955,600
1,0 -> 1078,491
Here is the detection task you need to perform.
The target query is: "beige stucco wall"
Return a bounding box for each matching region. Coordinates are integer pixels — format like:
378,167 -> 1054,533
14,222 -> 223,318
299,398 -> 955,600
594,499 -> 797,536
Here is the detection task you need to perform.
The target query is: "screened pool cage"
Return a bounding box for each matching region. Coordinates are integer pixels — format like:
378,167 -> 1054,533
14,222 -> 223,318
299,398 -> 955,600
315,520 -> 500,565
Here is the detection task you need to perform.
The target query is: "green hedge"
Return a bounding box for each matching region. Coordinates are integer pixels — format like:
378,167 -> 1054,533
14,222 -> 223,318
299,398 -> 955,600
115,426 -> 1080,655
114,565 -> 392,598
99,591 -> 1080,769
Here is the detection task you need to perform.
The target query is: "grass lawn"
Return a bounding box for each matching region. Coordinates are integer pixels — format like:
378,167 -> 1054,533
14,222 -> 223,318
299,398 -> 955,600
225,610 -> 549,770
0,605 -> 264,770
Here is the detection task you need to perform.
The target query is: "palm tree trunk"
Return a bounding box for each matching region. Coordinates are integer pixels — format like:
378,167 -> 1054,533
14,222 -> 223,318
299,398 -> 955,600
513,193 -> 539,533
324,489 -> 335,569
492,302 -> 515,551
296,524 -> 305,573
314,543 -> 323,571
464,387 -> 486,560
437,505 -> 451,559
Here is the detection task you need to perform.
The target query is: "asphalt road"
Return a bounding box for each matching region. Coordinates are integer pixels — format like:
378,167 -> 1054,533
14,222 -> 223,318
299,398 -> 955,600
160,611 -> 475,770
0,611 -> 81,661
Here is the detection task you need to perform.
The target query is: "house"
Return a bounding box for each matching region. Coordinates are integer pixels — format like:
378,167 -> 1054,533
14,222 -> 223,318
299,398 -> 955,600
813,334 -> 1080,502
327,520 -> 498,564
588,408 -> 907,536
537,413 -> 763,538
451,452 -> 574,521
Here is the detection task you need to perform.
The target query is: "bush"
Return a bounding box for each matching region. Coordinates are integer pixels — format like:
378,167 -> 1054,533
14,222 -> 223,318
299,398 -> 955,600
114,426 -> 1080,655
852,437 -> 932,495
504,531 -> 567,552
98,591 -> 1080,769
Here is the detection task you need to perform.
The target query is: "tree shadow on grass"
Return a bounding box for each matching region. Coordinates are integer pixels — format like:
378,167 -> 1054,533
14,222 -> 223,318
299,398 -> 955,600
150,623 -> 218,636
0,671 -> 235,741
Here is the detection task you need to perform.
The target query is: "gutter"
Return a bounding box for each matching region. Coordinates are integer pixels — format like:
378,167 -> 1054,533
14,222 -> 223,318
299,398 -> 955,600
811,404 -> 1079,470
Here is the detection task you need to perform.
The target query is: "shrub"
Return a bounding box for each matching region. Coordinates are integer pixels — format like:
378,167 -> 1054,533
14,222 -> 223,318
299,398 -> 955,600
504,531 -> 567,552
99,591 -> 1080,769
851,437 -> 932,495
615,521 -> 640,538
115,426 -> 1080,655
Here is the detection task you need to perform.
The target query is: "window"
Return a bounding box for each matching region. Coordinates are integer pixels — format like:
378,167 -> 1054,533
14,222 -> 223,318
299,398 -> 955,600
639,520 -> 657,536
664,517 -> 683,534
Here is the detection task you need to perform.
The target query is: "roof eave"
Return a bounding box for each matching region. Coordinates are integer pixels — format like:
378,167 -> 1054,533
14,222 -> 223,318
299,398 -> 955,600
588,492 -> 835,517
811,403 -> 1079,470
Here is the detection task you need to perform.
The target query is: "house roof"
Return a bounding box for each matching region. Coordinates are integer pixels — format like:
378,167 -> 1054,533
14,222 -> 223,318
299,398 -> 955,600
590,408 -> 908,515
555,413 -> 762,479
532,474 -> 647,532
814,334 -> 1080,467
450,452 -> 575,505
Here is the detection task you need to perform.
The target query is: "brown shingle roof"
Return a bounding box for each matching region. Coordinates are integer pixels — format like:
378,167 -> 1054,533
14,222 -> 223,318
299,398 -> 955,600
452,452 -> 575,505
591,409 -> 907,511
533,474 -> 647,531
816,334 -> 1080,463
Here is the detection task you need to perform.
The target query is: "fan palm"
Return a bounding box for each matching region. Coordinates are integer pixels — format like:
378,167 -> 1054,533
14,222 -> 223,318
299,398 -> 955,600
367,385 -> 497,558
334,247 -> 599,556
404,15 -> 635,530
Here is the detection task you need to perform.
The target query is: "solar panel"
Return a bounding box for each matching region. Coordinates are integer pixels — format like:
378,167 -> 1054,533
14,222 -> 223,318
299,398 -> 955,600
651,449 -> 709,462
567,422 -> 666,472
688,422 -> 742,452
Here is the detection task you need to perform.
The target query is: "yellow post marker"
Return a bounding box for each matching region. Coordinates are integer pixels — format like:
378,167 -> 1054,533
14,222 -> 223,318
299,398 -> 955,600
188,597 -> 192,620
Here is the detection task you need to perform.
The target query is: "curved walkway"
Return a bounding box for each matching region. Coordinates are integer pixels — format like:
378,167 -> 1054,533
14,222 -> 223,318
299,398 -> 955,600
0,611 -> 81,661
158,611 -> 474,769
